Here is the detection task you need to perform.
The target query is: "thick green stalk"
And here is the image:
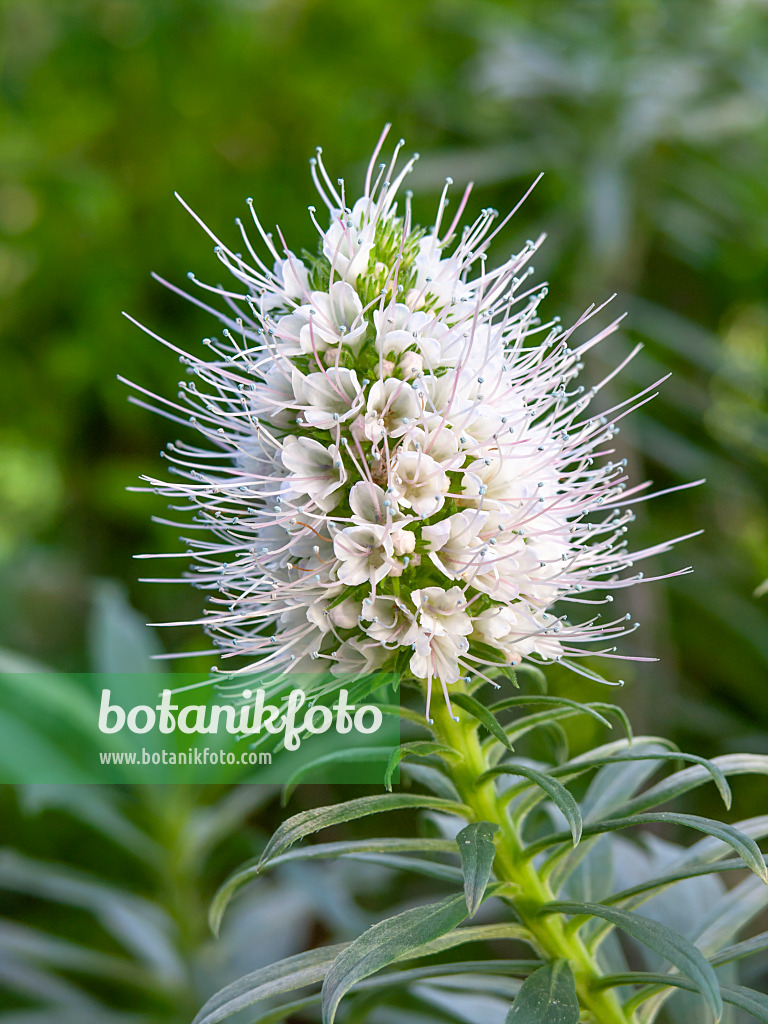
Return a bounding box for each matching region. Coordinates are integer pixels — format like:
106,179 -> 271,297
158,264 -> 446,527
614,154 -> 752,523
429,701 -> 635,1024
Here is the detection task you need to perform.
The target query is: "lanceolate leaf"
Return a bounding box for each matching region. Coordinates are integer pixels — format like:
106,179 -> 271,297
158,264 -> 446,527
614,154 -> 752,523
248,959 -> 544,1024
192,944 -> 347,1024
526,812 -> 766,882
321,894 -> 470,1024
503,708 -> 613,747
693,874 -> 768,957
504,960 -> 580,1023
604,854 -> 768,908
456,821 -> 499,915
548,749 -> 733,811
710,929 -> 768,968
490,694 -> 614,731
258,793 -> 471,870
452,692 -> 514,750
599,974 -> 768,1024
541,902 -> 723,1022
210,837 -> 457,935
385,741 -> 460,791
665,814 -> 768,872
414,922 -> 538,957
480,765 -> 583,846
616,753 -> 768,817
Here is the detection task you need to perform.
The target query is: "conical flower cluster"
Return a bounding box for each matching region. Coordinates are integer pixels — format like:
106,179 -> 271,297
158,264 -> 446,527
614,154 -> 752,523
130,127 -> 694,719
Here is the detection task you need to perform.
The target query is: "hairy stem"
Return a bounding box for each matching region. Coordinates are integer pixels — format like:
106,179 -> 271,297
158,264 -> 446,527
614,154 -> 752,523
429,700 -> 635,1024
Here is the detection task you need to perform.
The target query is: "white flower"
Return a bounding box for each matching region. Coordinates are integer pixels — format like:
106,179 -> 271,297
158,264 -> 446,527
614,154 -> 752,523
333,524 -> 393,586
293,368 -> 364,428
281,436 -> 346,512
410,586 -> 473,639
133,125 -> 693,721
364,378 -> 421,442
391,451 -> 449,517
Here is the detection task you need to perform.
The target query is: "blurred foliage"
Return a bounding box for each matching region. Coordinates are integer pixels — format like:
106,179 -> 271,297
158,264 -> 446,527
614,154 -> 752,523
0,1 -> 767,1019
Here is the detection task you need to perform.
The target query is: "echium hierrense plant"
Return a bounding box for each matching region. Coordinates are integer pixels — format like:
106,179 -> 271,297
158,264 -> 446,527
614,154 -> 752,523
130,127 -> 768,1024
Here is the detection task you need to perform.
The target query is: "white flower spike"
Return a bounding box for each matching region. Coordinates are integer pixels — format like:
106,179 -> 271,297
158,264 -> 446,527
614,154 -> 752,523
128,125 -> 701,722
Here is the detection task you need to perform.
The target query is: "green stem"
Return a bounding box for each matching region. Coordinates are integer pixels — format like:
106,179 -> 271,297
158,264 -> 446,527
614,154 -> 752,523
429,700 -> 635,1024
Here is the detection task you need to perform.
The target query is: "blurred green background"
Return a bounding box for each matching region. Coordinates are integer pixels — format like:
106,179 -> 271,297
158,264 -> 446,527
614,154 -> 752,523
1,0 -> 767,1020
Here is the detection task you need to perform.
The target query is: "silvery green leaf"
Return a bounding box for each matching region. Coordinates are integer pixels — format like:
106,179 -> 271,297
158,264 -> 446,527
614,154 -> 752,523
711,930 -> 768,968
504,961 -> 580,1023
692,874 -> 768,957
258,793 -> 471,870
614,753 -> 768,817
543,902 -> 723,1022
490,694 -> 615,732
385,740 -> 460,792
452,693 -> 513,750
415,981 -> 514,1024
528,812 -> 766,883
456,821 -> 499,915
574,740 -> 677,822
402,760 -> 462,800
561,833 -> 614,904
321,894 -> 469,1024
481,764 -> 582,846
599,974 -> 768,1023
549,751 -> 732,812
192,945 -> 347,1024
0,919 -> 146,986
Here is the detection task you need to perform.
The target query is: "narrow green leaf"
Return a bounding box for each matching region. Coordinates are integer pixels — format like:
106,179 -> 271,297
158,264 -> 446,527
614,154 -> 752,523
605,854 -> 768,908
321,894 -> 469,1024
281,747 -> 393,804
507,745 -> 729,815
414,922 -> 538,957
258,793 -> 471,871
526,812 -> 767,883
717,985 -> 768,1023
456,821 -> 499,915
452,692 -> 513,750
541,902 -> 723,1022
246,995 -> 319,1024
598,974 -> 768,1024
384,741 -> 460,792
490,695 -> 614,730
258,957 -> 543,1021
550,751 -> 731,811
667,814 -> 768,872
576,739 -> 677,821
710,930 -> 768,967
480,764 -> 582,846
504,960 -> 580,1023
616,753 -> 768,817
210,838 -> 457,935
693,873 -> 768,957
191,944 -> 347,1024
